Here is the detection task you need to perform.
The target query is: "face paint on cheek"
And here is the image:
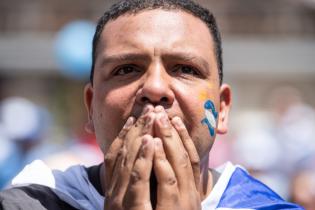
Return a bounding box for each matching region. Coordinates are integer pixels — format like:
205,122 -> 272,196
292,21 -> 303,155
198,90 -> 208,101
201,100 -> 218,137
198,90 -> 208,113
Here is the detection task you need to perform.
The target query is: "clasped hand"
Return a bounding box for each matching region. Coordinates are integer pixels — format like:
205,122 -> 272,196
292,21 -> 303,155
103,105 -> 201,210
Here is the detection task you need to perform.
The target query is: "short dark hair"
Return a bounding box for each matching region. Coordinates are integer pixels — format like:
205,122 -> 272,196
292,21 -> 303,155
90,0 -> 223,85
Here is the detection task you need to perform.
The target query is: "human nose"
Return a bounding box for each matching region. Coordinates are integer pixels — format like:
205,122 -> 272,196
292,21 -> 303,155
135,63 -> 175,107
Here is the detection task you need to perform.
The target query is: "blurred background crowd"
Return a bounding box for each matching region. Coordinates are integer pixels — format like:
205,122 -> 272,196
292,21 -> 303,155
0,0 -> 314,209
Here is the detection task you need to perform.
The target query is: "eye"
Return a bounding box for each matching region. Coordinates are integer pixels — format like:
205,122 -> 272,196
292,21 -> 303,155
172,65 -> 200,76
113,65 -> 140,76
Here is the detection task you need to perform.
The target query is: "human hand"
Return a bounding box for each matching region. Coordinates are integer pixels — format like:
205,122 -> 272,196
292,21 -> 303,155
103,105 -> 156,210
153,106 -> 202,210
103,105 -> 202,210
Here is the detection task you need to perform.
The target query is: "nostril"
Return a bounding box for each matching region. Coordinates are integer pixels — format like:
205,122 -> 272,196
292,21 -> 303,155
140,96 -> 169,105
161,97 -> 168,102
141,97 -> 150,103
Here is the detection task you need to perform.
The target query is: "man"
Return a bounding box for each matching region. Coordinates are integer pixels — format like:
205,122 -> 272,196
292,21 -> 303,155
0,0 -> 303,209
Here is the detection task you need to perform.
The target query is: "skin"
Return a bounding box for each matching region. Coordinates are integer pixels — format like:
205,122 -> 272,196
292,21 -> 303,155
84,9 -> 231,210
291,171 -> 315,210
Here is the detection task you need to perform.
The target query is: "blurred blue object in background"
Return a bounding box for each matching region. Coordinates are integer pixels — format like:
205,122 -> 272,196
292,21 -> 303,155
0,97 -> 49,141
54,20 -> 95,80
0,97 -> 53,189
0,129 -> 22,189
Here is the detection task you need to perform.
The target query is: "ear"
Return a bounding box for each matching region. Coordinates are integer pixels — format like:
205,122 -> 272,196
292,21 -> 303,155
84,83 -> 95,134
216,84 -> 232,134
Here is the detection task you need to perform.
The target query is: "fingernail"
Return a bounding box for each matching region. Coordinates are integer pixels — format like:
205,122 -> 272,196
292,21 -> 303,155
155,105 -> 164,113
142,135 -> 152,145
172,116 -> 182,127
124,117 -> 134,128
142,138 -> 148,145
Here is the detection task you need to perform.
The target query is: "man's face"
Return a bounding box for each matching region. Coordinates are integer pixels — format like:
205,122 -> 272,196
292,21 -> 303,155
85,9 -> 231,164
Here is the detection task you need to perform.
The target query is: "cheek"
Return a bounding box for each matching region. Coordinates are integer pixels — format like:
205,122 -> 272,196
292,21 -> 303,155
104,91 -> 132,115
180,88 -> 219,133
188,111 -> 217,163
191,131 -> 215,162
180,89 -> 219,159
93,87 -> 136,153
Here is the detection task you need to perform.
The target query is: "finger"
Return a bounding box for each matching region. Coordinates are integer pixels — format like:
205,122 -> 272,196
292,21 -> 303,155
106,145 -> 127,198
124,110 -> 155,172
104,117 -> 135,190
107,104 -> 153,184
111,110 -> 155,202
154,107 -> 194,191
153,138 -> 179,207
171,116 -> 200,189
124,104 -> 155,167
107,106 -> 156,206
123,135 -> 154,209
118,116 -> 136,139
104,106 -> 155,210
105,153 -> 126,210
126,104 -> 155,141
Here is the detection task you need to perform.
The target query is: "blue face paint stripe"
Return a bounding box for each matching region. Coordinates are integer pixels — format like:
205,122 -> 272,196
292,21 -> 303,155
201,100 -> 218,137
213,111 -> 218,119
201,118 -> 215,136
204,100 -> 218,116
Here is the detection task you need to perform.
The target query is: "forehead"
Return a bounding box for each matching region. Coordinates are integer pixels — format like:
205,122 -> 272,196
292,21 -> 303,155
97,9 -> 216,68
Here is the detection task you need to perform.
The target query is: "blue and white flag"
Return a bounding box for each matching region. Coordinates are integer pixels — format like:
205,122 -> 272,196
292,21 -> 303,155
202,162 -> 303,210
11,160 -> 303,210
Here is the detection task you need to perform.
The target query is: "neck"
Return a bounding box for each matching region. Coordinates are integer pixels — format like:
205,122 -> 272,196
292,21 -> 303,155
199,154 -> 215,201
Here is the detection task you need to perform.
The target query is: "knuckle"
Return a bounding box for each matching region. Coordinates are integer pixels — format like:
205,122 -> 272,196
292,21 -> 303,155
105,189 -> 112,198
130,170 -> 142,183
104,153 -> 114,165
160,127 -> 172,138
177,125 -> 186,132
125,159 -> 134,171
118,127 -> 128,138
111,198 -> 123,210
117,147 -> 125,156
166,176 -> 177,186
156,155 -> 166,162
183,151 -> 189,160
190,155 -> 200,166
191,156 -> 200,168
179,152 -> 190,168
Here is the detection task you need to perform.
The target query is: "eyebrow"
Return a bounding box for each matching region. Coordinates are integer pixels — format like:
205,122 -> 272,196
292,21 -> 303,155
162,52 -> 210,72
99,53 -> 151,67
